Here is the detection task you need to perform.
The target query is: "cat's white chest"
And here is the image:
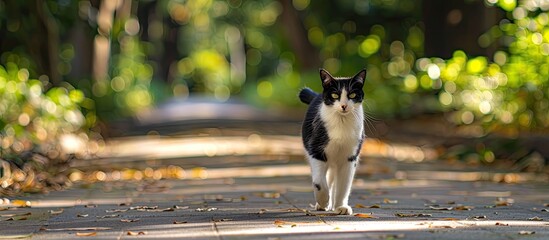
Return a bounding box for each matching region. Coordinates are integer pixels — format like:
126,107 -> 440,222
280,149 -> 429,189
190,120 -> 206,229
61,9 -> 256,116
320,105 -> 364,161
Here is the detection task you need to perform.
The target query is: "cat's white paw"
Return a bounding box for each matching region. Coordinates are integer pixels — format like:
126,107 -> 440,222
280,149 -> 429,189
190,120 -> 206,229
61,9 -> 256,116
335,205 -> 353,215
315,202 -> 329,211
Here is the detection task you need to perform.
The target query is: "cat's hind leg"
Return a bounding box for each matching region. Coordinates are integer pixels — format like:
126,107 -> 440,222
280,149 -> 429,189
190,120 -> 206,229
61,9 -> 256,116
327,167 -> 335,211
333,160 -> 357,215
309,157 -> 329,211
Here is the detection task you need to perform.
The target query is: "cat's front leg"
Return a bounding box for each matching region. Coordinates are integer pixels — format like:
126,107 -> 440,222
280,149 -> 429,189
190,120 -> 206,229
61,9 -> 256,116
309,157 -> 330,211
333,160 -> 357,215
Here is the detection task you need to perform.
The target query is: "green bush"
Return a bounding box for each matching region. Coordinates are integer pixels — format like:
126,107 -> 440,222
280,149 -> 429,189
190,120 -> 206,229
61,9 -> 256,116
0,62 -> 94,159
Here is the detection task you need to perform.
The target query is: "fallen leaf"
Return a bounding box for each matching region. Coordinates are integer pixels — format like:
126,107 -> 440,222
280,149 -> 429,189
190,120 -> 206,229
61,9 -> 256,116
173,221 -> 188,224
379,234 -> 405,239
430,225 -> 456,229
173,205 -> 189,210
395,213 -> 432,218
470,215 -> 487,220
257,209 -> 267,214
130,205 -> 158,211
495,198 -> 514,206
495,222 -> 509,226
147,207 -> 174,212
274,220 -> 297,227
528,216 -> 543,221
11,200 -> 31,208
196,207 -> 217,212
127,231 -> 146,236
48,209 -> 64,215
119,203 -> 131,206
454,205 -> 474,211
84,204 -> 97,208
383,198 -> 398,204
429,206 -> 453,211
97,214 -> 119,218
106,209 -> 128,213
542,209 -> 549,212
212,218 -> 232,222
518,230 -> 535,235
1,212 -> 31,217
75,232 -> 96,237
257,192 -> 280,199
354,213 -> 378,218
5,217 -> 14,221
77,214 -> 88,218
120,219 -> 140,222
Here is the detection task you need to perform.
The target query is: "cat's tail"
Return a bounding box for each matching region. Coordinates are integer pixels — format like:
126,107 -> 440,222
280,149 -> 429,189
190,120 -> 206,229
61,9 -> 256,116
299,88 -> 318,105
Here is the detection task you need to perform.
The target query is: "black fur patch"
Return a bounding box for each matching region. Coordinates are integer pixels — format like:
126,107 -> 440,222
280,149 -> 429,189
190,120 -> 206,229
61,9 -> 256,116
302,95 -> 329,162
348,138 -> 364,162
314,183 -> 321,191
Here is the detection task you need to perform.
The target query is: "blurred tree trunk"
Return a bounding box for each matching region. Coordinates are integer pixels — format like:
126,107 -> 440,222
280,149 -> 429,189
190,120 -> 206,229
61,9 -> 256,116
278,0 -> 319,70
422,0 -> 503,58
34,0 -> 61,85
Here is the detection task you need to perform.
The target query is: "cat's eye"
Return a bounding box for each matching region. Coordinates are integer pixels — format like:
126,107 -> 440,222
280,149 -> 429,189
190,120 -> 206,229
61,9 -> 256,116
331,93 -> 339,99
349,93 -> 357,99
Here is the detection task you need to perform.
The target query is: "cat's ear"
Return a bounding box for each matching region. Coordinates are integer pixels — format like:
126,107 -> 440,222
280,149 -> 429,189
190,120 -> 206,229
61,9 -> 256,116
352,69 -> 366,85
319,68 -> 334,87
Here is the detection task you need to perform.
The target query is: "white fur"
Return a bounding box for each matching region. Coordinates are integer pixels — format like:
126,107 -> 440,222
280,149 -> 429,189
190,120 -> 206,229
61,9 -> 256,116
308,89 -> 364,215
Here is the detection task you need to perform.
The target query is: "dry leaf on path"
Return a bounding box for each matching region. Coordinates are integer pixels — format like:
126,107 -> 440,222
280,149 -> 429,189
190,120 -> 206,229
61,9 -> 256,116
212,218 -> 232,222
429,206 -> 453,211
48,209 -> 64,215
274,220 -> 297,227
127,231 -> 146,236
354,213 -> 378,218
383,198 -> 398,204
454,205 -> 474,211
495,222 -> 509,226
173,205 -> 189,210
121,219 -> 140,222
257,192 -> 281,199
196,207 -> 217,212
75,232 -> 97,237
84,204 -> 97,208
173,221 -> 188,224
519,230 -> 535,235
106,209 -> 128,213
147,207 -> 174,212
1,212 -> 31,217
77,214 -> 88,218
11,200 -> 31,208
395,213 -> 432,218
528,216 -> 543,221
97,214 -> 119,218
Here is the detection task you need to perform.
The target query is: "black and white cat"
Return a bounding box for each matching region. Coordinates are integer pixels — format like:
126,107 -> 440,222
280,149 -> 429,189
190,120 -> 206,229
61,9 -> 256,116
299,68 -> 366,215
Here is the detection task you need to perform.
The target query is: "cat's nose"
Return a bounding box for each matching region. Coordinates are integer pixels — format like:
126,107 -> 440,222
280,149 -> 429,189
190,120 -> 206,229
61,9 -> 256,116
341,105 -> 347,111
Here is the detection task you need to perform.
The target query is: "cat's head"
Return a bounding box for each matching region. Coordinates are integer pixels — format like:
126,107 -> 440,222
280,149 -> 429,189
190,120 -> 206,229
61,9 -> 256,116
319,68 -> 365,115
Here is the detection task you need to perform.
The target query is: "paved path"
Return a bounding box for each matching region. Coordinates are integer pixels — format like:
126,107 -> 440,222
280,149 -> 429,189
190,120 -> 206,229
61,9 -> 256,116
1,155 -> 549,240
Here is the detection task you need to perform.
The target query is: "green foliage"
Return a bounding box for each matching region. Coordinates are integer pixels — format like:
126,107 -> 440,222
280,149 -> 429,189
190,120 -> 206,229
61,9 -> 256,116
414,1 -> 549,131
91,36 -> 156,119
0,62 -> 94,157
